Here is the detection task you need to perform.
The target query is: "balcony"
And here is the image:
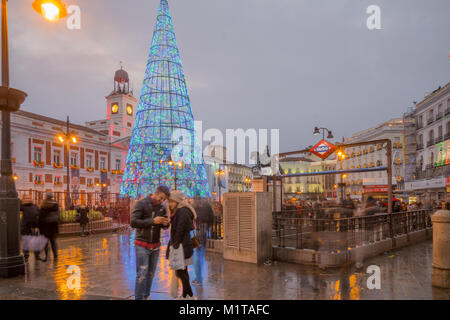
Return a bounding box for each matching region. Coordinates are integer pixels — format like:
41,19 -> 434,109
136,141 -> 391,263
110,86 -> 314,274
445,132 -> 450,141
416,122 -> 423,130
416,144 -> 424,151
426,139 -> 435,148
427,117 -> 434,125
446,108 -> 450,116
416,164 -> 450,180
436,112 -> 444,120
436,135 -> 444,143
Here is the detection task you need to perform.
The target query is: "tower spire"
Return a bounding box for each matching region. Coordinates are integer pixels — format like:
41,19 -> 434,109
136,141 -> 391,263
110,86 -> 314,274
120,0 -> 210,198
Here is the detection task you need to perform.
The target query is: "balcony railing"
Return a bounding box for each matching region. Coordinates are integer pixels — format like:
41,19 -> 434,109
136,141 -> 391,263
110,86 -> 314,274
427,117 -> 434,125
415,164 -> 450,180
435,135 -> 443,143
426,139 -> 435,147
416,122 -> 423,130
445,132 -> 450,141
416,144 -> 424,151
446,108 -> 450,116
436,112 -> 443,120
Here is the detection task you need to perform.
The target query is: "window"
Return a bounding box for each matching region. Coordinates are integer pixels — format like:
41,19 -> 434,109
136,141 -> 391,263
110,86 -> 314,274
438,126 -> 443,138
86,154 -> 93,168
53,150 -> 61,165
115,159 -> 121,171
429,130 -> 434,141
35,175 -> 43,183
34,147 -> 42,163
87,178 -> 92,186
428,109 -> 434,121
418,115 -> 423,127
430,152 -> 434,165
447,122 -> 450,135
100,157 -> 106,170
418,134 -> 423,145
54,176 -> 61,184
71,152 -> 78,167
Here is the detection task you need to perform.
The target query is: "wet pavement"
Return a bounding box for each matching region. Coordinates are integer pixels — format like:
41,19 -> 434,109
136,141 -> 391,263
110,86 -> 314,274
0,230 -> 449,300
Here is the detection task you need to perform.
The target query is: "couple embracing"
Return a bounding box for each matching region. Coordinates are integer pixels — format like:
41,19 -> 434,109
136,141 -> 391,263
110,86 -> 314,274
131,186 -> 197,300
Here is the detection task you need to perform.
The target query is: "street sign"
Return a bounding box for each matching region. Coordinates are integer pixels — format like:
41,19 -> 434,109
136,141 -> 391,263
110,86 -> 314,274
310,140 -> 337,160
364,185 -> 388,193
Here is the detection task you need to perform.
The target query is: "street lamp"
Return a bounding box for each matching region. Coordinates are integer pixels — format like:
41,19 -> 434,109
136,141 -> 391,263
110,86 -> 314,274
0,0 -> 68,278
313,127 -> 334,140
161,155 -> 183,190
32,0 -> 68,22
57,116 -> 78,210
215,168 -> 225,203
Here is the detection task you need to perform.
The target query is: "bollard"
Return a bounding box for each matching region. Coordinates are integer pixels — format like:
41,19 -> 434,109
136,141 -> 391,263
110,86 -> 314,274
431,210 -> 450,288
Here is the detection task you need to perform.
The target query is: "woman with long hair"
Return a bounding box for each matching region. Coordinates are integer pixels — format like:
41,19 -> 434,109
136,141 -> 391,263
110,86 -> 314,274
166,191 -> 197,299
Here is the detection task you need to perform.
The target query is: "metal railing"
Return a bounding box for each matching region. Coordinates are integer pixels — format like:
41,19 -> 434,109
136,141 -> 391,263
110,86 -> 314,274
273,210 -> 432,251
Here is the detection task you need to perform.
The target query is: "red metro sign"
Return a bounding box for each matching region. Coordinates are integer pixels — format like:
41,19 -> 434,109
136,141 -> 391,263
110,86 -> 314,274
310,140 -> 337,160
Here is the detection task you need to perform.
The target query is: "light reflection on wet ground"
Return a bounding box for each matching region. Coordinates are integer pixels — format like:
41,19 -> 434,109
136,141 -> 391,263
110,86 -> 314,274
0,230 -> 448,300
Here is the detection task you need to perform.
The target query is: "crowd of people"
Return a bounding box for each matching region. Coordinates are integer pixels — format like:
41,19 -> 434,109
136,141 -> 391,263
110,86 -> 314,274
20,192 -> 60,262
282,195 -> 447,218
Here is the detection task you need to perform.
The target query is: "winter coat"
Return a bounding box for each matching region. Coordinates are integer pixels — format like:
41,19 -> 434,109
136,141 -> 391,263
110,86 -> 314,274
130,197 -> 168,244
39,200 -> 60,238
77,207 -> 89,226
20,202 -> 39,236
166,203 -> 196,260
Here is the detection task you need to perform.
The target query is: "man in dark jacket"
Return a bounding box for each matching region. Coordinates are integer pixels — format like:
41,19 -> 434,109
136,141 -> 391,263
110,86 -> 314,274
39,192 -> 60,262
77,205 -> 90,237
131,185 -> 171,300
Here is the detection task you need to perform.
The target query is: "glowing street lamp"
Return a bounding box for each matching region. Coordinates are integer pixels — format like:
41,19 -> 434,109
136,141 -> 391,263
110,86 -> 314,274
163,155 -> 183,190
215,169 -> 225,203
32,0 -> 68,22
57,116 -> 78,210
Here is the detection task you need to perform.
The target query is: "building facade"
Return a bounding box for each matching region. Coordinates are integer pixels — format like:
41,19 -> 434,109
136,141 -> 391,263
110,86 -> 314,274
342,118 -> 408,200
3,68 -> 136,206
404,82 -> 450,202
280,156 -> 337,201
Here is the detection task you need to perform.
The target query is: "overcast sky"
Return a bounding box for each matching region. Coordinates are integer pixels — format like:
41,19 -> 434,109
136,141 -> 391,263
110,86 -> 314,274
7,0 -> 450,154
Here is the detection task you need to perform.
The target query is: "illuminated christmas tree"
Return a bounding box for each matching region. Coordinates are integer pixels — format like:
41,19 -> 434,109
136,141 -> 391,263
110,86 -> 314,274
120,0 -> 210,198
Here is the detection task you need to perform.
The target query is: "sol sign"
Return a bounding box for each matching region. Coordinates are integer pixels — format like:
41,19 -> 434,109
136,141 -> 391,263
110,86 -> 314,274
310,140 -> 337,160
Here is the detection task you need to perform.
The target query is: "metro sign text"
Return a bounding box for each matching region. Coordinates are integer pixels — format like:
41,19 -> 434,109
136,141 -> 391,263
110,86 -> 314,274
310,140 -> 337,160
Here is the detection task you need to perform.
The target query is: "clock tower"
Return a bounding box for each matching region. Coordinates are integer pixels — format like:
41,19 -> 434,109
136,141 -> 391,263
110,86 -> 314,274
87,66 -> 137,139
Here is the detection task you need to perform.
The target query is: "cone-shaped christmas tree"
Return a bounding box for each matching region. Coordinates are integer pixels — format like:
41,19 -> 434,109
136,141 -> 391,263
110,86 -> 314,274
120,0 -> 210,198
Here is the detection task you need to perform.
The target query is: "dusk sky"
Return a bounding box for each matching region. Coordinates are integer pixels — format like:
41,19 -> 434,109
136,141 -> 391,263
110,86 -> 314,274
8,0 -> 450,154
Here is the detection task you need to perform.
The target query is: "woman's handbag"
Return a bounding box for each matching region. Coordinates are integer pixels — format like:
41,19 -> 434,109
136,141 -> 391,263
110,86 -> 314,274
22,230 -> 48,252
190,230 -> 200,249
169,244 -> 185,270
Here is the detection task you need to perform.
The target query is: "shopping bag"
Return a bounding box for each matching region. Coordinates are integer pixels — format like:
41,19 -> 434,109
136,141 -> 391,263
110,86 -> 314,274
169,244 -> 185,270
22,231 -> 48,252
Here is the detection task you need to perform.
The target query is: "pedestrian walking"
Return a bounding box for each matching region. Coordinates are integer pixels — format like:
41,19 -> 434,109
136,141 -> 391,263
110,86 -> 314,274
191,196 -> 214,285
38,192 -> 60,262
130,185 -> 171,301
20,195 -> 42,262
76,205 -> 90,237
166,191 -> 197,299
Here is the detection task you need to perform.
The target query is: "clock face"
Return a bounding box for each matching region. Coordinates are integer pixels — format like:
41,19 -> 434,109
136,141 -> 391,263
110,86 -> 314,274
111,104 -> 119,114
126,105 -> 133,115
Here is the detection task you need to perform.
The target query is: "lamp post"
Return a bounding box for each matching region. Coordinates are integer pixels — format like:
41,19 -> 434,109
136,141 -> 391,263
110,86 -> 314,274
161,155 -> 183,190
215,168 -> 225,203
57,116 -> 77,210
313,127 -> 334,199
313,127 -> 334,141
337,150 -> 348,202
0,0 -> 68,278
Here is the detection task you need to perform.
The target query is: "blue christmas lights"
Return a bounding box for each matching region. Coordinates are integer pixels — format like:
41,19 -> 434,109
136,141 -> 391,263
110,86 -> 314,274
120,0 -> 210,199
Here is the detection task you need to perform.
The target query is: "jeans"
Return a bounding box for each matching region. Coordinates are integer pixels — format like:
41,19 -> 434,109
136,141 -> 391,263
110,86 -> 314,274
193,246 -> 205,283
135,246 -> 160,300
